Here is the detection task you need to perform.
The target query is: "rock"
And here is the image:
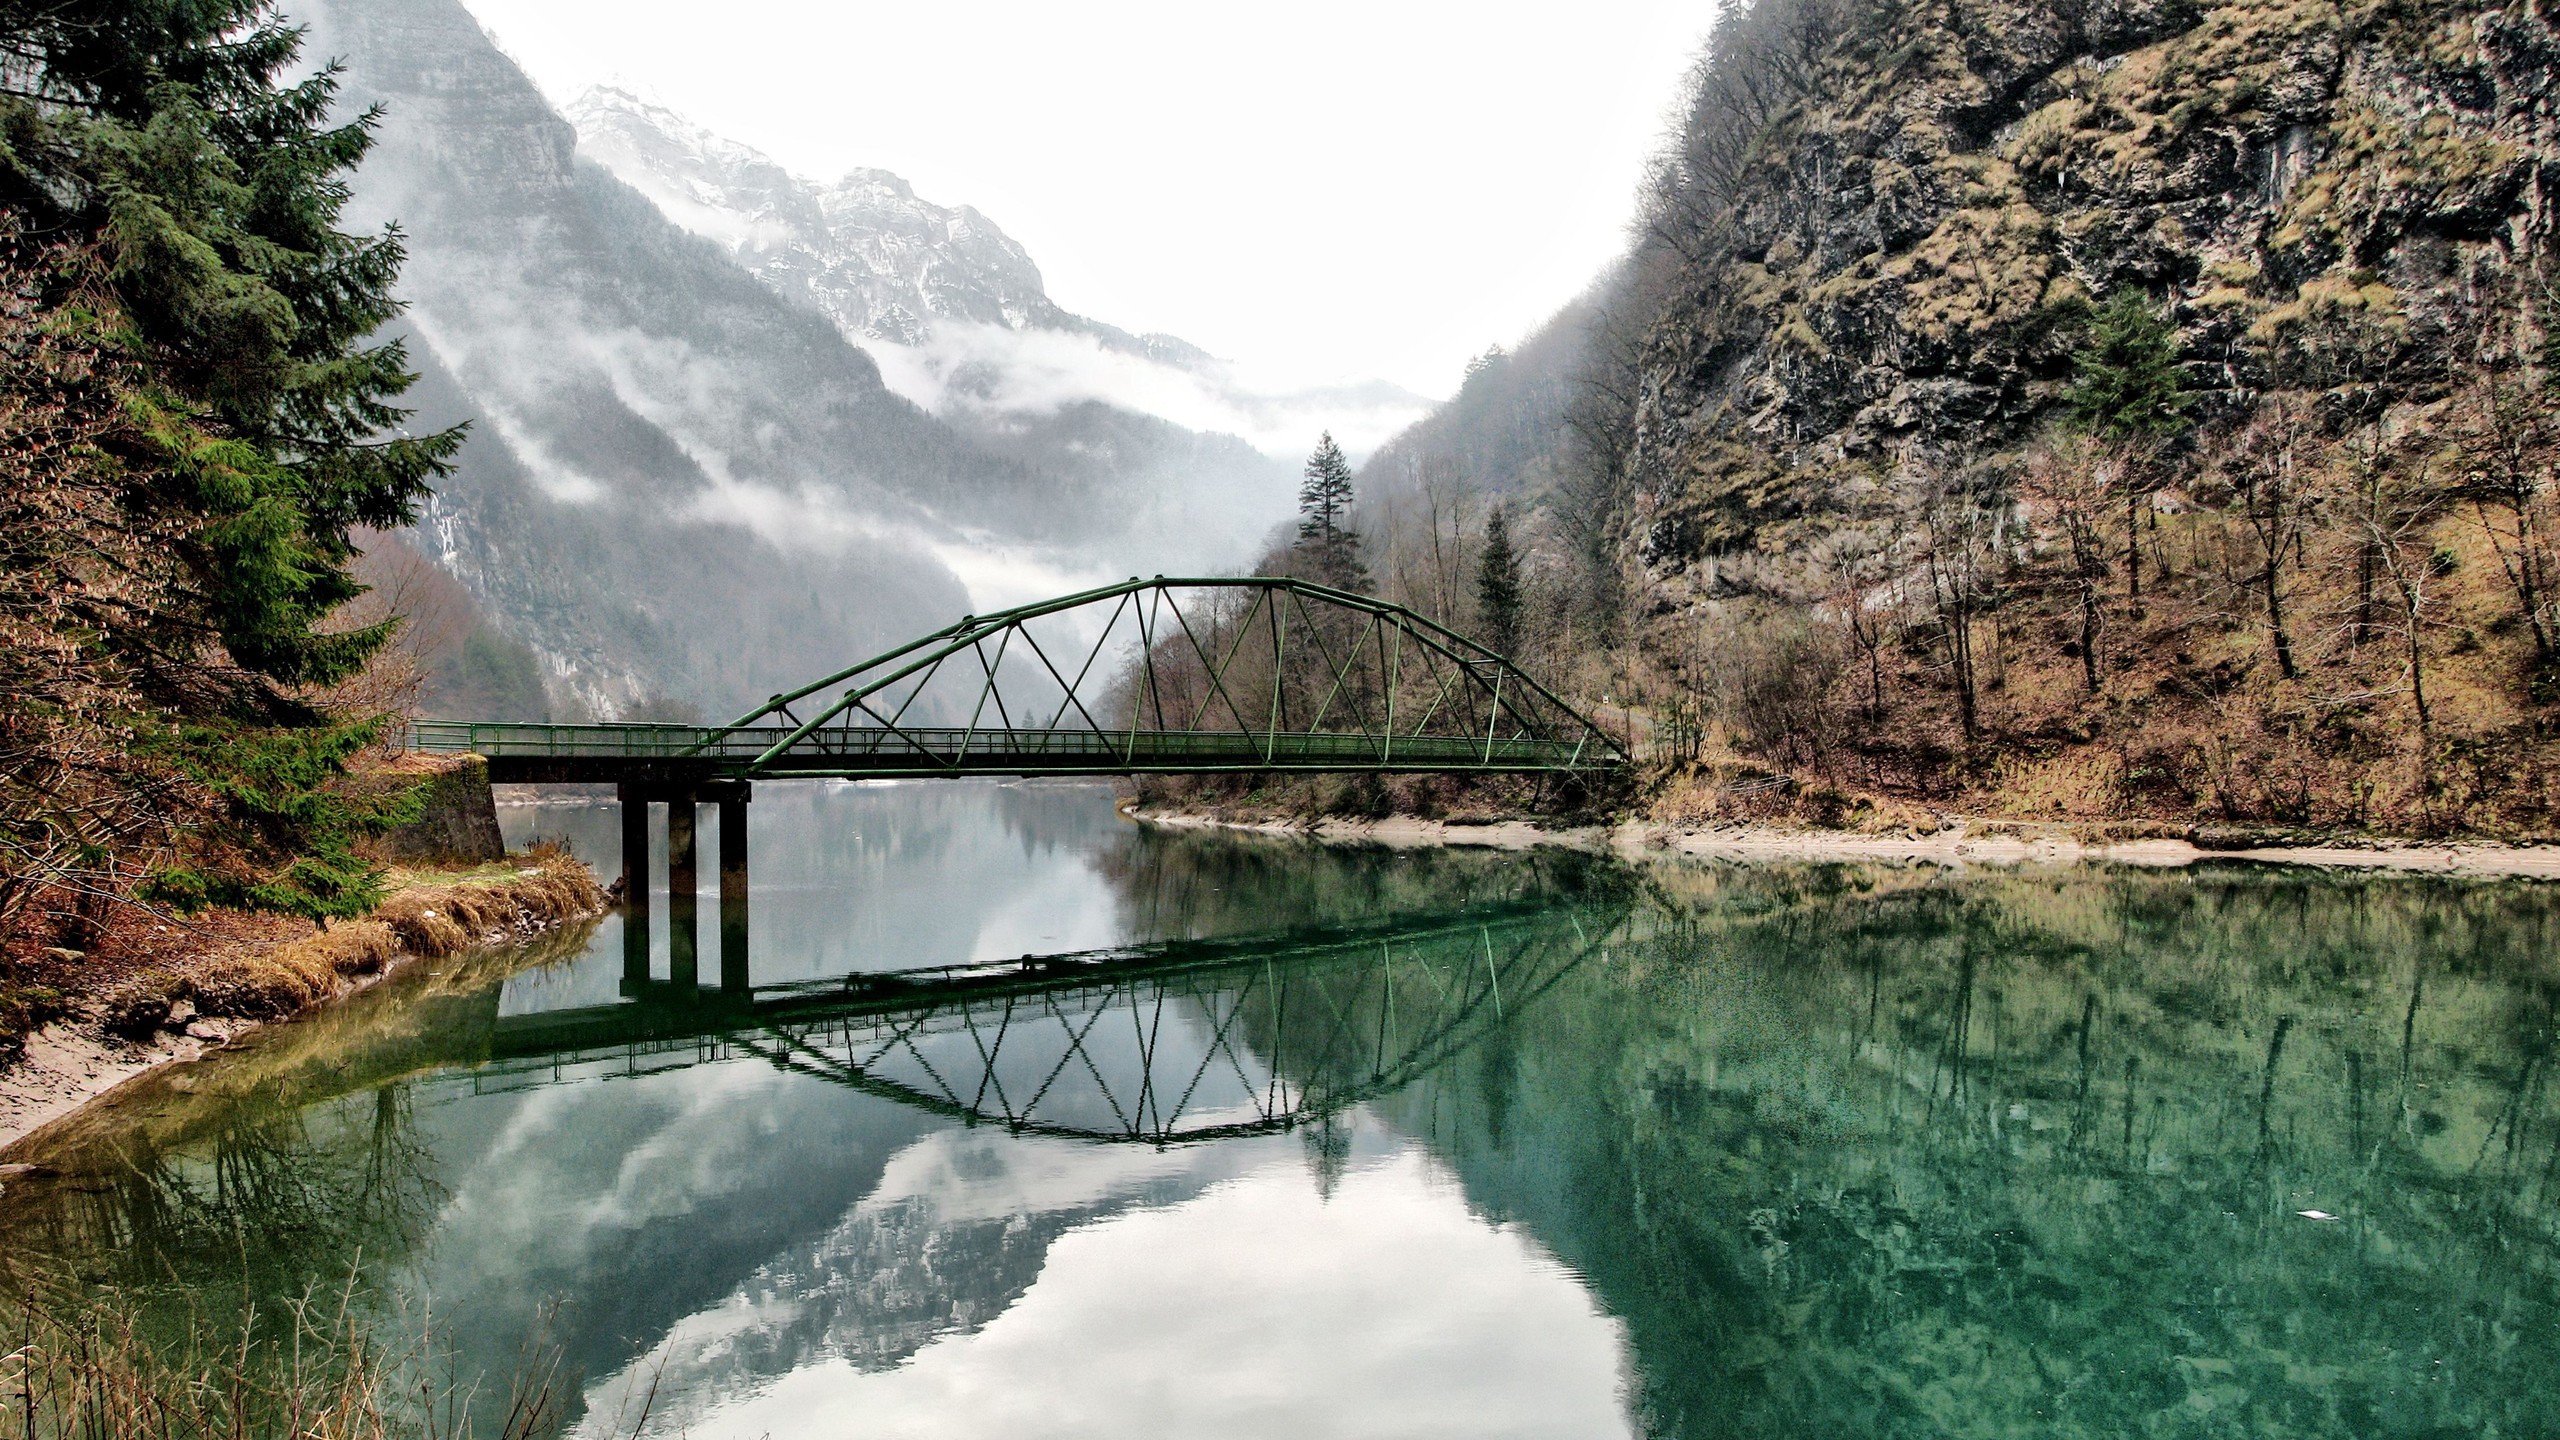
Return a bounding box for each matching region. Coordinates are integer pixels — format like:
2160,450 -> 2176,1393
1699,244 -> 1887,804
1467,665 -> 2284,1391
1603,0 -> 2560,606
351,754 -> 506,863
183,1020 -> 229,1042
165,998 -> 197,1025
42,946 -> 83,962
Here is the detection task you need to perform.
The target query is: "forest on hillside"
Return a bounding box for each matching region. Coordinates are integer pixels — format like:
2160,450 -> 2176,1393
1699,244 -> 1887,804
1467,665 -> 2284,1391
1334,0 -> 2560,838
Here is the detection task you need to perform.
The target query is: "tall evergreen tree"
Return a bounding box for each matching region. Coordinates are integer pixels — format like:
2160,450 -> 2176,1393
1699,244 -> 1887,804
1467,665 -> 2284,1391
2064,289 -> 2192,603
0,0 -> 459,921
1476,502 -> 1523,657
2065,291 -> 2192,445
1295,432 -> 1369,591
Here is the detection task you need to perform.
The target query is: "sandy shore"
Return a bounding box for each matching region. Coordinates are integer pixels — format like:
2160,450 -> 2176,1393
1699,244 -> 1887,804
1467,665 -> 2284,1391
1132,807 -> 2560,879
0,858 -> 604,1159
0,1025 -> 238,1161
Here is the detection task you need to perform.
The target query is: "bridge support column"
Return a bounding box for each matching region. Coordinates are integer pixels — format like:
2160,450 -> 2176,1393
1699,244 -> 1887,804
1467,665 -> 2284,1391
617,783 -> 651,990
714,783 -> 751,993
667,794 -> 698,990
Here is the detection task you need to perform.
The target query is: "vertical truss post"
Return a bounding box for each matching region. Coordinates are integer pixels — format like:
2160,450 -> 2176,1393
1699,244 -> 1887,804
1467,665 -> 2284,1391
1266,586 -> 1287,759
1382,609 -> 1402,763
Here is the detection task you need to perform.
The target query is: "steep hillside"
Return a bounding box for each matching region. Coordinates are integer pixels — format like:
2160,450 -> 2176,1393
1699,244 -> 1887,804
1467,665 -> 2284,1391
306,0 -> 997,716
1364,0 -> 2560,836
1617,0 -> 2550,574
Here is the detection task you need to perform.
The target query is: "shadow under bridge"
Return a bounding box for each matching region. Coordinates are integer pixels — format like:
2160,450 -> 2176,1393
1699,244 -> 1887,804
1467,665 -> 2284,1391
477,906 -> 1625,1146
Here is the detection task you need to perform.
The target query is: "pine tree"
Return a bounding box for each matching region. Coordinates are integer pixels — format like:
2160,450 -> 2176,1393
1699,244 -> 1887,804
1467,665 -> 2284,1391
0,0 -> 459,921
1295,432 -> 1369,591
2064,289 -> 2192,603
1,0 -> 460,686
2065,291 -> 2192,444
1476,502 -> 1523,657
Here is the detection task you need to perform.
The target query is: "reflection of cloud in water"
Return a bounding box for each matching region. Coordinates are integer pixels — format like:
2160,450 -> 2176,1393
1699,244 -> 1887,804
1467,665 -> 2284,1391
861,1128 -> 1226,1228
427,1061 -> 808,1286
576,1126 -> 1629,1440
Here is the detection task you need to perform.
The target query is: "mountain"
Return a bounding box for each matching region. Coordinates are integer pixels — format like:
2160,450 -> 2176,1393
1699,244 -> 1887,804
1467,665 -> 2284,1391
562,87 -> 1432,461
299,0 -> 1322,720
566,87 -> 1202,364
1351,0 -> 2560,836
304,0 -> 1023,717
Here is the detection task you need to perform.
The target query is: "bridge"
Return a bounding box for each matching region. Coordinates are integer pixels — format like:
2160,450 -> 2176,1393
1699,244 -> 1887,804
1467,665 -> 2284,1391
406,577 -> 1627,994
409,577 -> 1620,784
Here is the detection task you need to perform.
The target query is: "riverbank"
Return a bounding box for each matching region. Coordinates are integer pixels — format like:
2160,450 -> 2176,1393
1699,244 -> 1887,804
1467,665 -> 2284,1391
1129,806 -> 2560,879
0,849 -> 604,1153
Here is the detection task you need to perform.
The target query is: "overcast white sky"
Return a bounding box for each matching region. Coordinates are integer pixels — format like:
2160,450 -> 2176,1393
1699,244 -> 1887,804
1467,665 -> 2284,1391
456,1 -> 1711,398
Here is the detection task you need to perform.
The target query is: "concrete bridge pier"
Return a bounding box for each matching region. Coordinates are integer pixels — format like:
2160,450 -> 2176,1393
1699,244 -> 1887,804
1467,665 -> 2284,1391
618,783 -> 651,989
615,779 -> 751,997
667,798 -> 699,989
715,784 -> 751,992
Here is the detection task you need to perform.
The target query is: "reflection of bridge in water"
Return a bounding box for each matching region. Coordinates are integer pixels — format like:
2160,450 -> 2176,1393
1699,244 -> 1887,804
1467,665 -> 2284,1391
479,909 -> 1621,1145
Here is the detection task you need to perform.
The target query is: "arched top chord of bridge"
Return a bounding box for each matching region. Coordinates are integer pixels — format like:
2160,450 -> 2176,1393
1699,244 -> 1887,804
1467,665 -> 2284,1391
408,576 -> 1627,784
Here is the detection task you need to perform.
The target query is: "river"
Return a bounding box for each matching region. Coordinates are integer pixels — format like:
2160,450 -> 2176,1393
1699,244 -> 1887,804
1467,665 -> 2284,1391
3,781 -> 2557,1438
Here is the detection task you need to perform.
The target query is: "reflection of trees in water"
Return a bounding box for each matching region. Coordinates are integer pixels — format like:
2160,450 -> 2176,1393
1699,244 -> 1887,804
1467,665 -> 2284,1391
0,927 -> 607,1363
1379,865 -> 2560,1439
6,1080 -> 444,1362
1098,821 -> 1633,941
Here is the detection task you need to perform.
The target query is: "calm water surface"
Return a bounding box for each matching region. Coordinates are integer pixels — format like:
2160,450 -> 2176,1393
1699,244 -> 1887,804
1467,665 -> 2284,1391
5,781 -> 2559,1439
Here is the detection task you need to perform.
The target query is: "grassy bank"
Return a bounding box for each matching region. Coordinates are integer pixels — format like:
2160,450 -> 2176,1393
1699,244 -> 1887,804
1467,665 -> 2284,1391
0,849 -> 604,1149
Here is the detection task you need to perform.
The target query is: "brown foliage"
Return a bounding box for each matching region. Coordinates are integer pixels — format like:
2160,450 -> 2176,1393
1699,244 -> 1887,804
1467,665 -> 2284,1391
0,249 -> 226,935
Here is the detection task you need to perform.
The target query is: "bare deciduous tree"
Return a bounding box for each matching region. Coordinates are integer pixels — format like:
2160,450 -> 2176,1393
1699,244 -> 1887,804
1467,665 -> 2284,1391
2453,311 -> 2560,663
2023,438 -> 2116,694
1916,469 -> 2007,740
2218,397 -> 2319,681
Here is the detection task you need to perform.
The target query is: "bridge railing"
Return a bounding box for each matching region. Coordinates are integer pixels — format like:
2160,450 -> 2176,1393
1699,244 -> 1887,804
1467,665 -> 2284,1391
406,720 -> 1592,770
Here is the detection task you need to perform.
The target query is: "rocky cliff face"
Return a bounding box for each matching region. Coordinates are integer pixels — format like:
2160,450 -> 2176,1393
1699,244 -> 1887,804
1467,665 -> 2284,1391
1342,0 -> 2560,829
1621,0 -> 2560,588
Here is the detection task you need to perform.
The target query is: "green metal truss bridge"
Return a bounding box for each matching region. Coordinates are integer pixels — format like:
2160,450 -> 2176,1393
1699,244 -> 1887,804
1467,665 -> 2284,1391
402,579 -> 1630,1026
409,576 -> 1627,785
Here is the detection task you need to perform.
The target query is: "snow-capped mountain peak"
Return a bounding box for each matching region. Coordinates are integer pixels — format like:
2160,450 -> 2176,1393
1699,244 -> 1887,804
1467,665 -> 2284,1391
567,85 -> 1084,348
563,85 -> 1427,459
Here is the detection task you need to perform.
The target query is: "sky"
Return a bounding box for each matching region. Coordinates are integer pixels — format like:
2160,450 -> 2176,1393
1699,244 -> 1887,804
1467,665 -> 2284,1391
456,0 -> 1712,398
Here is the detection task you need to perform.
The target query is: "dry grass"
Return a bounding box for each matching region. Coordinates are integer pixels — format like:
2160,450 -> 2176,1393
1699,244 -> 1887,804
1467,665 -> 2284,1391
92,847 -> 603,1036
0,1274 -> 579,1440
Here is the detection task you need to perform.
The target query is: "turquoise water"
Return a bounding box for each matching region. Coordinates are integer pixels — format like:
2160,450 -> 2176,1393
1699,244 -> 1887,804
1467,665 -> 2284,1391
5,782 -> 2557,1438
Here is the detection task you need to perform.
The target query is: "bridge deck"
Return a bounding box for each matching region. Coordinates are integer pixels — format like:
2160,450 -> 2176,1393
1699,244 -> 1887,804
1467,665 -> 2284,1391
411,720 -> 1604,782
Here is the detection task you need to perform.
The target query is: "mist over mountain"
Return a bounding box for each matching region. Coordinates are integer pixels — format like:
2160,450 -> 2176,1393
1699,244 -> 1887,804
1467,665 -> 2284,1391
564,87 -> 1432,461
302,0 -> 1322,719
